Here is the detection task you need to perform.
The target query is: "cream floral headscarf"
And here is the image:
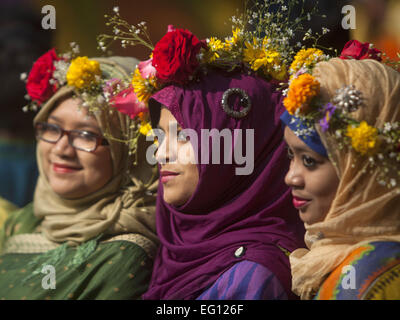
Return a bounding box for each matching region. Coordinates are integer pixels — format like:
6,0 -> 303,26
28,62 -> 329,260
32,57 -> 158,246
290,58 -> 400,299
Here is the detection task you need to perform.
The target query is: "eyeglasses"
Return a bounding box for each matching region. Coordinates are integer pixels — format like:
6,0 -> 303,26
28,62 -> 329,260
35,122 -> 109,153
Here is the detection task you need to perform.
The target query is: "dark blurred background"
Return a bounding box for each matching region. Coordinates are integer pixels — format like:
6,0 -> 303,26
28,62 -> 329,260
0,0 -> 399,208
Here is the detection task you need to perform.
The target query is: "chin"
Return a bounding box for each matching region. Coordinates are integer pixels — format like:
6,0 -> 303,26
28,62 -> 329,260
298,211 -> 314,225
163,191 -> 188,207
50,183 -> 83,199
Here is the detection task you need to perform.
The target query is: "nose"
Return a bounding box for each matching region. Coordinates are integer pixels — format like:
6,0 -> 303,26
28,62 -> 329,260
155,133 -> 176,164
53,133 -> 76,157
284,160 -> 305,189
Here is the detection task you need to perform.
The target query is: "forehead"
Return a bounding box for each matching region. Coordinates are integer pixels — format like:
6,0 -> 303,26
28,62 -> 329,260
284,127 -> 320,156
284,126 -> 304,146
159,107 -> 178,128
49,97 -> 99,128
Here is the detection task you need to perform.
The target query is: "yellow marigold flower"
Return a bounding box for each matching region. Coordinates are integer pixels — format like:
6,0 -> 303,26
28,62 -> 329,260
132,68 -> 156,103
283,74 -> 320,115
139,121 -> 152,136
346,121 -> 378,155
66,56 -> 101,89
290,48 -> 324,74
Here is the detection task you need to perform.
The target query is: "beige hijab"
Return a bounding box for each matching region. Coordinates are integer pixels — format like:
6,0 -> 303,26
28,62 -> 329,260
290,58 -> 400,299
33,56 -> 159,246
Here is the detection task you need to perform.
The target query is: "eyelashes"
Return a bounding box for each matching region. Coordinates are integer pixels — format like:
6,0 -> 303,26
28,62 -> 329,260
177,130 -> 190,142
287,147 -> 294,160
153,129 -> 190,148
287,147 -> 317,168
302,155 -> 316,168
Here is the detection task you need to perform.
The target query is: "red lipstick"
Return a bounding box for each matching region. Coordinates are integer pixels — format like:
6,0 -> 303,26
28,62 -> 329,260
160,170 -> 179,184
52,163 -> 81,174
292,196 -> 311,209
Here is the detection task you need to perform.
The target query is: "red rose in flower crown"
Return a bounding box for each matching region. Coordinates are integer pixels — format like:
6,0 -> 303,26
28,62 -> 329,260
152,25 -> 205,84
26,49 -> 60,105
340,40 -> 382,61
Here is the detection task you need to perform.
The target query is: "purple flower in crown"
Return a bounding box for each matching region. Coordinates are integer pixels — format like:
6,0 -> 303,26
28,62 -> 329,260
319,103 -> 337,132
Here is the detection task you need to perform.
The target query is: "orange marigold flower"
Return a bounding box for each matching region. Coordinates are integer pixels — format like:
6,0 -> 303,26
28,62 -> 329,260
283,74 -> 320,115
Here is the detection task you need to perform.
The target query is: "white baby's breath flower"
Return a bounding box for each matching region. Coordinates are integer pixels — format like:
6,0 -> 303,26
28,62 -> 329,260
273,65 -> 281,71
20,72 -> 27,81
322,27 -> 330,35
72,45 -> 80,54
113,6 -> 119,13
384,122 -> 392,133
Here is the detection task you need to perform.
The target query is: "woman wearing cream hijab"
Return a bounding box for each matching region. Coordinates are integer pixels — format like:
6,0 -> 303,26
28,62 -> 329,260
282,57 -> 400,299
0,53 -> 158,299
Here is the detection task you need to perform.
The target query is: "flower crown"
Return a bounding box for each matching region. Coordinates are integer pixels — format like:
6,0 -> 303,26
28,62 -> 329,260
97,1 -> 331,120
283,39 -> 400,188
21,43 -> 152,159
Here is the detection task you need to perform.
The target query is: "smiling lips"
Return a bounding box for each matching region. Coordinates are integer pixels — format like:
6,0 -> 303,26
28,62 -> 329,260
52,163 -> 82,174
292,195 -> 311,209
160,170 -> 179,184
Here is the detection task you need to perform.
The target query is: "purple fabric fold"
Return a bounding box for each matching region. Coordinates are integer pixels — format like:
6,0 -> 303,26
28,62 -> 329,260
143,71 -> 305,300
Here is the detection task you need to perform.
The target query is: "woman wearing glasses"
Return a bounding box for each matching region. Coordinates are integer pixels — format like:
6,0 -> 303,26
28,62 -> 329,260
0,53 -> 158,299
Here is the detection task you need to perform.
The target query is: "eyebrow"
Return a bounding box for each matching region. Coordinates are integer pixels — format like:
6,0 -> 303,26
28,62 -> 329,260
48,115 -> 101,133
284,138 -> 319,154
291,145 -> 312,153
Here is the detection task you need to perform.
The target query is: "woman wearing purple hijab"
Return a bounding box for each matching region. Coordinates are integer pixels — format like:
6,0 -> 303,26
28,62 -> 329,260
98,2 -> 321,299
143,70 -> 305,300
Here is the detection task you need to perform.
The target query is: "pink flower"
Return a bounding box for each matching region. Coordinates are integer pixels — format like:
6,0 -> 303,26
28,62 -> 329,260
167,25 -> 176,33
138,58 -> 157,79
110,85 -> 147,119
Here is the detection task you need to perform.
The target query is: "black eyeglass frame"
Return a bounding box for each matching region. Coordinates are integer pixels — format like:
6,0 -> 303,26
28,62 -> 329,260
35,122 -> 109,153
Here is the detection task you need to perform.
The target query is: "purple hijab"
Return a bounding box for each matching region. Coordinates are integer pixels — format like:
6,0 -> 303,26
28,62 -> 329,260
143,71 -> 305,300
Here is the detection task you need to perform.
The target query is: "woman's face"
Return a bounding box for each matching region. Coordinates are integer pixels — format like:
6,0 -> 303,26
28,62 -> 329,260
156,107 -> 199,206
38,97 -> 113,199
284,127 -> 339,225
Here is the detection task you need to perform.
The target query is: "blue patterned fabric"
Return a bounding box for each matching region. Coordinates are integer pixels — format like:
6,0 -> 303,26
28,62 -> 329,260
196,260 -> 288,300
280,110 -> 328,157
315,241 -> 400,300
